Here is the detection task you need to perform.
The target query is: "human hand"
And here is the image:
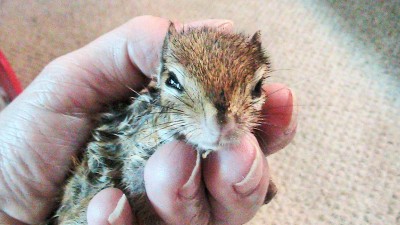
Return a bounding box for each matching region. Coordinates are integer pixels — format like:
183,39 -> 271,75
0,16 -> 297,225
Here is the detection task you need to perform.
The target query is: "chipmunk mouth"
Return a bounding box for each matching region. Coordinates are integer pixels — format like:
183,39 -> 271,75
179,130 -> 242,154
192,129 -> 241,151
196,135 -> 239,151
176,134 -> 219,150
197,142 -> 221,151
177,117 -> 240,151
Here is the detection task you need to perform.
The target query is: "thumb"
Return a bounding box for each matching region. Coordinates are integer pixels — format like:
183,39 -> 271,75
87,188 -> 136,225
0,211 -> 28,225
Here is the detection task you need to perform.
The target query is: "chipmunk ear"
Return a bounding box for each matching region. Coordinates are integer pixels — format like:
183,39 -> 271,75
250,30 -> 268,68
250,30 -> 262,46
167,22 -> 178,36
160,22 -> 178,83
162,22 -> 178,51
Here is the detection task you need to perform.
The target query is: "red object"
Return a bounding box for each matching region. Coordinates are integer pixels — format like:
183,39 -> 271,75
0,49 -> 23,101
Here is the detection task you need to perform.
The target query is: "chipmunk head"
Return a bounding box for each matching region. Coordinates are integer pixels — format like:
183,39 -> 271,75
158,24 -> 270,150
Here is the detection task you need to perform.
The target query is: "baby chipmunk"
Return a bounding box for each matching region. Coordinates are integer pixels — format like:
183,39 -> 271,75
49,23 -> 277,225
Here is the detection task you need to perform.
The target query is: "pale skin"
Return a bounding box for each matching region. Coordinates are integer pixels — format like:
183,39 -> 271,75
0,16 -> 297,225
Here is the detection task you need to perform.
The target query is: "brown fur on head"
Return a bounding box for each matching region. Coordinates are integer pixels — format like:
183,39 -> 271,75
157,23 -> 271,150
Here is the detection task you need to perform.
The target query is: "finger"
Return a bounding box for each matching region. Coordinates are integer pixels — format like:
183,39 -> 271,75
0,211 -> 28,225
144,141 -> 211,224
258,83 -> 297,155
203,133 -> 270,224
173,19 -> 234,34
27,16 -> 234,114
87,188 -> 136,225
264,179 -> 278,204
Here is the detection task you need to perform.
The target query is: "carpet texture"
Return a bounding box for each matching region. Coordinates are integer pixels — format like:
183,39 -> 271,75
0,0 -> 399,224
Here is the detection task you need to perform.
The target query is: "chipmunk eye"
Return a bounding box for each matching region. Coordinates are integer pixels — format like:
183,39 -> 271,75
166,72 -> 183,92
252,79 -> 263,98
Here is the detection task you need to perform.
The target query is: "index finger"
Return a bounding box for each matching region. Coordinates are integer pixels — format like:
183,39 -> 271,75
257,83 -> 297,155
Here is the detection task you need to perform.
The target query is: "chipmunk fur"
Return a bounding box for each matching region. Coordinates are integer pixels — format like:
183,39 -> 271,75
50,23 -> 276,225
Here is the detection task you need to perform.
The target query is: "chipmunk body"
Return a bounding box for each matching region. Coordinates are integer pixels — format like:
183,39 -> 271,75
52,24 -> 273,224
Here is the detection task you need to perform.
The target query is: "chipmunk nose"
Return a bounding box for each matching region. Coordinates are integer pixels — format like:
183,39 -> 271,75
202,113 -> 237,146
220,119 -> 236,138
215,96 -> 228,125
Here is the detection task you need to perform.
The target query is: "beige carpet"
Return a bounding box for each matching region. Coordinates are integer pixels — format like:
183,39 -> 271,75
1,0 -> 399,224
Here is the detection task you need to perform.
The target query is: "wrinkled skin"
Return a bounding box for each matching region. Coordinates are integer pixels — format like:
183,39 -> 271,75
0,16 -> 297,225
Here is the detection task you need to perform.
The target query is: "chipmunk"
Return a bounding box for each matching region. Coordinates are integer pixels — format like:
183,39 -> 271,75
50,23 -> 277,225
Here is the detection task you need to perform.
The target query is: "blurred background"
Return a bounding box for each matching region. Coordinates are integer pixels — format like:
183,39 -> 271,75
0,0 -> 399,224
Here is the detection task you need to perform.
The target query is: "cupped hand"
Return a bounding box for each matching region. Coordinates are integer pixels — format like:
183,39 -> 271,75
0,16 -> 297,225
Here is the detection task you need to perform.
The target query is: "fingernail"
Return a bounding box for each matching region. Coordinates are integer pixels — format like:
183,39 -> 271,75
108,194 -> 129,225
233,137 -> 264,196
179,152 -> 201,199
284,90 -> 297,135
216,20 -> 234,31
264,180 -> 278,204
